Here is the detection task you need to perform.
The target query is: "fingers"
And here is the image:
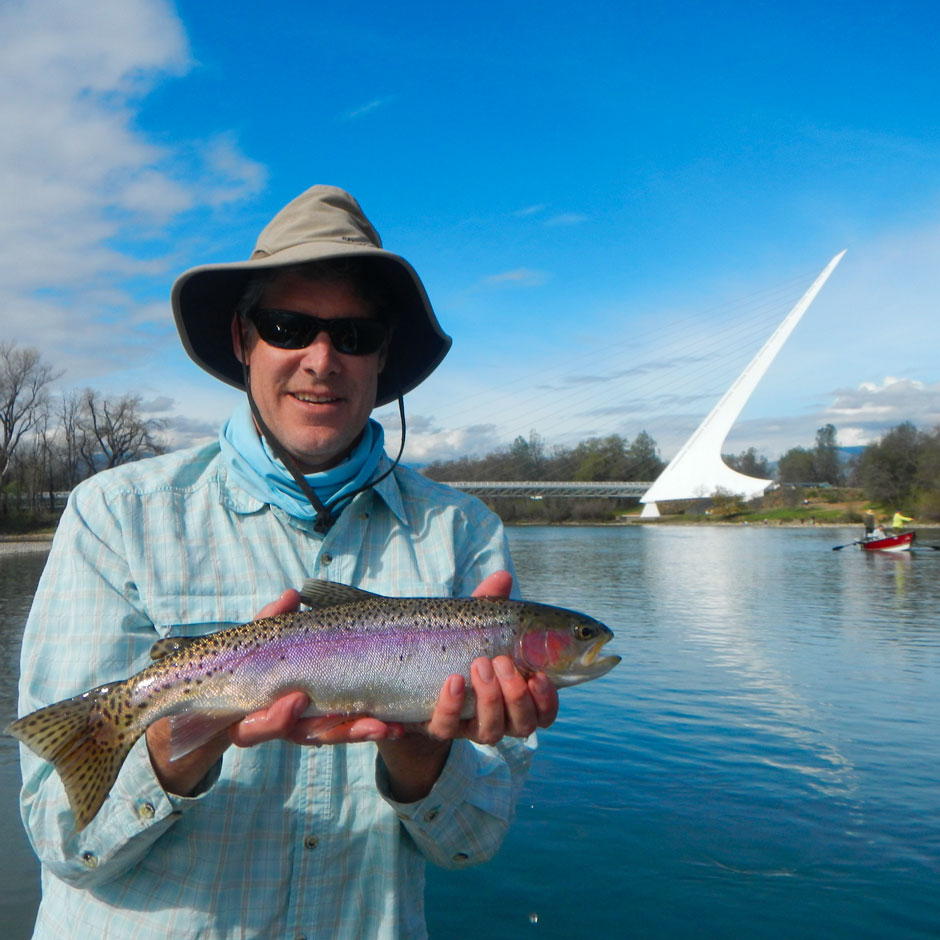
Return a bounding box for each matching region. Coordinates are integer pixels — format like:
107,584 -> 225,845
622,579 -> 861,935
231,694 -> 406,750
463,656 -> 537,745
469,658 -> 507,744
492,656 -> 542,738
427,656 -> 560,746
468,657 -> 559,742
426,674 -> 468,740
229,691 -> 309,747
528,673 -> 560,729
292,716 -> 405,746
254,589 -> 301,620
471,570 -> 513,599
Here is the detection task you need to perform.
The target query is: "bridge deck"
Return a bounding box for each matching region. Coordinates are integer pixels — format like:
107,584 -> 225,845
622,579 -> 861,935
447,481 -> 651,498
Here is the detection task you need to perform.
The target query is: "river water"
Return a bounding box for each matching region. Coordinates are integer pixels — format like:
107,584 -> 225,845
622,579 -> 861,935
2,526 -> 939,938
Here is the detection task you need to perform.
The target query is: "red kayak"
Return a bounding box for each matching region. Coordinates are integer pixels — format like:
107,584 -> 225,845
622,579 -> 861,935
860,531 -> 915,553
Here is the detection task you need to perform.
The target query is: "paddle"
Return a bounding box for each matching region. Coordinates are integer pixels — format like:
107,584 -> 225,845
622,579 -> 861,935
832,540 -> 863,551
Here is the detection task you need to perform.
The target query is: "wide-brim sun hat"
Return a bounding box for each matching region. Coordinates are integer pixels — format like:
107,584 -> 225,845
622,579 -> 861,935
171,185 -> 451,407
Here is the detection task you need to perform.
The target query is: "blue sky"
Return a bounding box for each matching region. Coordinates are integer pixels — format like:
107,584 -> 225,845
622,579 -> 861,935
2,0 -> 938,464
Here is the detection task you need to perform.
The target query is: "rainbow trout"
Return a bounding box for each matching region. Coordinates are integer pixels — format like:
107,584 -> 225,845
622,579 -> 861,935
6,579 -> 619,831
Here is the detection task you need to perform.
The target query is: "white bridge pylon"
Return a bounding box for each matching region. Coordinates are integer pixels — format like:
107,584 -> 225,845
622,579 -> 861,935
640,251 -> 847,518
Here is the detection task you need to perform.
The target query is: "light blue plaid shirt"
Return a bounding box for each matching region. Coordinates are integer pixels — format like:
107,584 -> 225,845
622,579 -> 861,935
16,442 -> 534,939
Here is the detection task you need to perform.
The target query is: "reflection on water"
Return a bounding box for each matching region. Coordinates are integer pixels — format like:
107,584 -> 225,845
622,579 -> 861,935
0,549 -> 47,939
429,525 -> 940,939
3,530 -> 940,940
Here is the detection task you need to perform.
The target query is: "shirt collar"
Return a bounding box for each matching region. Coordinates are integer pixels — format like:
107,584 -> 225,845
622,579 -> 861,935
218,451 -> 410,527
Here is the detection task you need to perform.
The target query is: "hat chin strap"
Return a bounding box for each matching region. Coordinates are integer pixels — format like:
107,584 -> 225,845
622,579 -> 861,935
237,323 -> 406,534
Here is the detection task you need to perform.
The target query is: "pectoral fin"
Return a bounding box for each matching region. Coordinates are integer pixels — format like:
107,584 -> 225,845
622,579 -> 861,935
167,708 -> 248,761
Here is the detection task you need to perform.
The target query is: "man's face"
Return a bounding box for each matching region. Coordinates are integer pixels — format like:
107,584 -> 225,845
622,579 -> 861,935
232,272 -> 386,473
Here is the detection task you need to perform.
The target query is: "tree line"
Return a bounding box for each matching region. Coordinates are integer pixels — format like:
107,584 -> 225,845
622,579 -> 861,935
1,342 -> 165,520
773,422 -> 940,519
424,421 -> 940,522
3,340 -> 937,526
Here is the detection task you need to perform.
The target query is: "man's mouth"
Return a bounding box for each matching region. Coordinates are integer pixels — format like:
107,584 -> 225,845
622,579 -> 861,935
291,392 -> 342,405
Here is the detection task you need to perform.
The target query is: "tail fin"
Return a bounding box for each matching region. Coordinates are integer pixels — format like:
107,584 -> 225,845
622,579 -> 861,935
6,689 -> 142,831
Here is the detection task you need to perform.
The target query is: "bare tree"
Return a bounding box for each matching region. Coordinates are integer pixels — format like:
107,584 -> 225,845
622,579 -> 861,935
78,390 -> 167,474
0,342 -> 61,485
56,390 -> 87,488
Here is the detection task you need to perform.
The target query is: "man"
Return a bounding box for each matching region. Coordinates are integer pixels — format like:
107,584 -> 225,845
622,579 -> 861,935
891,510 -> 913,531
16,185 -> 558,939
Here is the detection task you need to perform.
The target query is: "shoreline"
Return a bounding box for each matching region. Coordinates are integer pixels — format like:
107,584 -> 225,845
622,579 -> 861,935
0,534 -> 55,554
1,522 -> 936,552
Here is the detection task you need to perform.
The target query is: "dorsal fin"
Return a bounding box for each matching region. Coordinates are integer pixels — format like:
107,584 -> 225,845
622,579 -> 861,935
150,636 -> 199,661
299,579 -> 383,609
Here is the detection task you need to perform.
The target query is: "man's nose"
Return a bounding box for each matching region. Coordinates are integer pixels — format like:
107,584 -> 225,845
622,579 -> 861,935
299,330 -> 340,373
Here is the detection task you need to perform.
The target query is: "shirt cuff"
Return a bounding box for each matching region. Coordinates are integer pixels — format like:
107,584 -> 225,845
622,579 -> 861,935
108,735 -> 223,833
375,737 -> 477,824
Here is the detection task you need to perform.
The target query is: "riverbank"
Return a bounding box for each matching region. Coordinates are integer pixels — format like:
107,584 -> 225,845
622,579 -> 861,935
0,534 -> 55,554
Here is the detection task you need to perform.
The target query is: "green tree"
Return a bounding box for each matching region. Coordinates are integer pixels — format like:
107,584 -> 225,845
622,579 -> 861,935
813,423 -> 843,485
571,435 -> 628,481
724,447 -> 771,478
625,431 -> 665,480
777,446 -> 816,483
855,422 -> 924,506
506,431 -> 546,478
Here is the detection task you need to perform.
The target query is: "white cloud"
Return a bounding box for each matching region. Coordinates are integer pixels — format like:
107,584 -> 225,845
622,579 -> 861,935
481,268 -> 548,288
544,212 -> 589,227
823,377 -> 940,436
0,0 -> 265,409
512,204 -> 546,217
340,96 -> 397,122
374,409 -> 503,465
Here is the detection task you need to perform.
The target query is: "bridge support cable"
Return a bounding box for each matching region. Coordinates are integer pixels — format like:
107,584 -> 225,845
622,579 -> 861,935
639,251 -> 847,518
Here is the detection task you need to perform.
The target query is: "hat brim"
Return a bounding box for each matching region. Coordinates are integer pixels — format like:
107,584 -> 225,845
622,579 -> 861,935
171,243 -> 451,407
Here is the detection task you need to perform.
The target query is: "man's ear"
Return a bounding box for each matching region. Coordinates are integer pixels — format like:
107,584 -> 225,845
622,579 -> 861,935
231,314 -> 248,365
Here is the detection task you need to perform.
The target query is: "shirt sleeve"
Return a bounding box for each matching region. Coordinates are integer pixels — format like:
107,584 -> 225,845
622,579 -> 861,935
375,735 -> 535,869
15,482 -> 216,888
374,491 -> 534,868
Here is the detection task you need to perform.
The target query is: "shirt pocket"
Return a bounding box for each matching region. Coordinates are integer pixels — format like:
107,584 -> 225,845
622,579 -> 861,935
145,590 -> 251,639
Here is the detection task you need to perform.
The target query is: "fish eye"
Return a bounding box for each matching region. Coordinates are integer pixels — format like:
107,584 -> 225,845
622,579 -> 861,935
574,623 -> 597,641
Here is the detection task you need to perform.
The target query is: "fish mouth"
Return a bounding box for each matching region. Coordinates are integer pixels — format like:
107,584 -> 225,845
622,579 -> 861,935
590,653 -> 622,675
584,634 -> 620,673
554,635 -> 620,687
584,636 -> 609,666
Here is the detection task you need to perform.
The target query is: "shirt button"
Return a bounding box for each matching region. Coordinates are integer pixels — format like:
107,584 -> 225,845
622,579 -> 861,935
81,851 -> 98,869
452,852 -> 470,863
137,801 -> 155,819
303,834 -> 319,850
294,934 -> 307,940
359,512 -> 369,521
320,553 -> 332,566
424,808 -> 440,822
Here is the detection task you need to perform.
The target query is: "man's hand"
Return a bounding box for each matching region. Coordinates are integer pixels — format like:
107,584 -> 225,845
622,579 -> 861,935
146,589 -> 320,796
148,574 -> 560,802
376,570 -> 560,802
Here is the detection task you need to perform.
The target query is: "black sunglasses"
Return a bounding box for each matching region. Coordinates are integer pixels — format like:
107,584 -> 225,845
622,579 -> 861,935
247,308 -> 388,356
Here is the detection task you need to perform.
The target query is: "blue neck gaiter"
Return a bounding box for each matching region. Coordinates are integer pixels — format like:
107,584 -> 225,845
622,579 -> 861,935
219,400 -> 386,522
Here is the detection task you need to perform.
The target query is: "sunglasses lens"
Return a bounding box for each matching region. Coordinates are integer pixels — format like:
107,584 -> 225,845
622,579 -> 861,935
250,310 -> 386,355
253,312 -> 310,348
329,319 -> 386,355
